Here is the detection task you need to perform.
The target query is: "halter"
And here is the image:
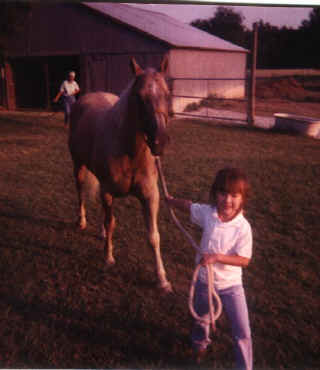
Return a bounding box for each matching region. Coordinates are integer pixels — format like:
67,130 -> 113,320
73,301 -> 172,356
155,157 -> 222,332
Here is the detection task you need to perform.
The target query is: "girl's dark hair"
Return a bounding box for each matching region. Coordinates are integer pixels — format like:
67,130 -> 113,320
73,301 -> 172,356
209,167 -> 250,207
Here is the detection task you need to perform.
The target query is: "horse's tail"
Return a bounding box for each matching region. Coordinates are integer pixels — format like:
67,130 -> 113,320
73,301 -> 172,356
85,170 -> 101,203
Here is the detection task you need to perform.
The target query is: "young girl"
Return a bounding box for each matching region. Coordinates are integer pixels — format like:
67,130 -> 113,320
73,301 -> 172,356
166,167 -> 253,370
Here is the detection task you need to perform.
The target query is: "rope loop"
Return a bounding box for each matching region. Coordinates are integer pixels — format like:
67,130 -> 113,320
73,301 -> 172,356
155,157 -> 223,331
188,264 -> 223,331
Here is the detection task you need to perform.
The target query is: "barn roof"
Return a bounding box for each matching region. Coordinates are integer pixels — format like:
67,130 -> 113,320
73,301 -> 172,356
83,2 -> 248,53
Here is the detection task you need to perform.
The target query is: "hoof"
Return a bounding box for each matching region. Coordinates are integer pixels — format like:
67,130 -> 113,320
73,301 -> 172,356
77,218 -> 87,230
159,281 -> 173,294
106,256 -> 115,266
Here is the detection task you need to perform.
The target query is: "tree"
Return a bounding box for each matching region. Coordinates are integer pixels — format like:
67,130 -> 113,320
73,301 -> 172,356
254,20 -> 278,68
190,6 -> 319,69
253,20 -> 308,69
299,8 -> 320,68
301,7 -> 320,30
255,8 -> 320,69
191,6 -> 249,48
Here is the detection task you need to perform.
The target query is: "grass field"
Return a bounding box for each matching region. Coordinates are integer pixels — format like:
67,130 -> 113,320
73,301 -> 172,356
0,111 -> 319,369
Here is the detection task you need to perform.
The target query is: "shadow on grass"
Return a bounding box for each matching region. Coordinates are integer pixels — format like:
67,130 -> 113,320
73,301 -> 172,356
0,287 -> 188,368
0,207 -> 73,232
0,205 -> 108,246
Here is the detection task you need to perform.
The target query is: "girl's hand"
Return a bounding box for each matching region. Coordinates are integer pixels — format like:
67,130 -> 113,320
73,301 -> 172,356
201,254 -> 219,266
165,196 -> 192,212
165,195 -> 174,204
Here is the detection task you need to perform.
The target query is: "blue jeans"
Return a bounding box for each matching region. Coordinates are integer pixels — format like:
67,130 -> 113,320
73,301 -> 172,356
191,280 -> 252,370
62,95 -> 76,124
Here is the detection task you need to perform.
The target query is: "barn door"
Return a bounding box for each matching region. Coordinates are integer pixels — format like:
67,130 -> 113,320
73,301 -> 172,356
12,58 -> 47,109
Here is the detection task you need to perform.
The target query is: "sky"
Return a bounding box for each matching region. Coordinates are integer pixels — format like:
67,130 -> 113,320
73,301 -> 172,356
129,3 -> 314,29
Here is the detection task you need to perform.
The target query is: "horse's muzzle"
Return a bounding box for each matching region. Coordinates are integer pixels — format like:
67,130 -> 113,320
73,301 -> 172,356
146,113 -> 169,156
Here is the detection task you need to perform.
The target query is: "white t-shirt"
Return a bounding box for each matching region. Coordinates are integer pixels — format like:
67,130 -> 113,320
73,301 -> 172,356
60,80 -> 79,97
190,203 -> 252,290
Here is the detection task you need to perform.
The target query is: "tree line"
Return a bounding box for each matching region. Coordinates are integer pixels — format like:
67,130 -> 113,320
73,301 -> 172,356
191,7 -> 320,69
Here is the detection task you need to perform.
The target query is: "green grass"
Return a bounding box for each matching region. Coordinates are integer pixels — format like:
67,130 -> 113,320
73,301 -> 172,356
0,111 -> 319,369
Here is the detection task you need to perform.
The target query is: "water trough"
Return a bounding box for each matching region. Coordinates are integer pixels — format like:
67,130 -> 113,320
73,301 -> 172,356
274,113 -> 320,139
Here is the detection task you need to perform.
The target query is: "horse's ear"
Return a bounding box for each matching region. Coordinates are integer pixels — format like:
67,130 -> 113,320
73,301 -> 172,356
160,55 -> 169,75
130,58 -> 144,76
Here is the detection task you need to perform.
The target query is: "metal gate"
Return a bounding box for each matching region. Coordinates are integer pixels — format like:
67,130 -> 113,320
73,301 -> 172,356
170,76 -> 250,124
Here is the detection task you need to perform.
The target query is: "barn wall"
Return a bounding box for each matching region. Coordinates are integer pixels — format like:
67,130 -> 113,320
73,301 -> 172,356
7,4 -> 169,57
82,53 -> 167,96
169,49 -> 247,113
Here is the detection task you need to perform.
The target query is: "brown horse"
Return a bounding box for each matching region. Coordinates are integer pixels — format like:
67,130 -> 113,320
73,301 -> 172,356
68,57 -> 172,292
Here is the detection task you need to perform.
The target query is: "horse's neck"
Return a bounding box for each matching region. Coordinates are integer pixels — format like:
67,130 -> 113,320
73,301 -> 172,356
110,85 -> 131,128
111,84 -> 146,158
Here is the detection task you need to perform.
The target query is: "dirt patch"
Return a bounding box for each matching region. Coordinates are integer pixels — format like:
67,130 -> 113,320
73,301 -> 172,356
256,77 -> 320,102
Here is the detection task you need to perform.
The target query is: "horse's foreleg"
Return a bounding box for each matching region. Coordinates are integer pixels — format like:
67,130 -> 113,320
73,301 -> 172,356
141,190 -> 172,293
101,191 -> 116,265
74,164 -> 87,230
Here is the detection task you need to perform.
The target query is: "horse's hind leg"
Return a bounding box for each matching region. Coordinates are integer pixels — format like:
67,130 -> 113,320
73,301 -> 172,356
140,190 -> 172,293
73,163 -> 87,230
101,191 -> 116,265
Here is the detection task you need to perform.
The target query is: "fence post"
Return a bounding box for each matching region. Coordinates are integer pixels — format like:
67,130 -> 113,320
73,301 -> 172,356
248,22 -> 258,126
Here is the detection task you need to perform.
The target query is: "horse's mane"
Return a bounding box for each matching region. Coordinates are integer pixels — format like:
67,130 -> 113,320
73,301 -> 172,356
110,80 -> 135,129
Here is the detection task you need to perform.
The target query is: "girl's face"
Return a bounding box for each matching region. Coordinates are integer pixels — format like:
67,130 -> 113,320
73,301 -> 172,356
216,191 -> 243,222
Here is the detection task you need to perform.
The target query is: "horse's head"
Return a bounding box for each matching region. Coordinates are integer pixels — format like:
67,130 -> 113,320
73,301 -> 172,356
130,57 -> 170,156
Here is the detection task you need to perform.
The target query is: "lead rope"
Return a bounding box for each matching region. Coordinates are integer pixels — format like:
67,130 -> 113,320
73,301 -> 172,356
155,157 -> 222,332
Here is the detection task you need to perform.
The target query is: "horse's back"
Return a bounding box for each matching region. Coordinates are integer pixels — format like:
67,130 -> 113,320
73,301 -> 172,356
69,92 -> 119,166
70,92 -> 119,131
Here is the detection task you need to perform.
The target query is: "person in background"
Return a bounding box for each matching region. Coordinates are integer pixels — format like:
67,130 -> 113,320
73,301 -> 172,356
53,71 -> 80,125
166,167 -> 253,370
